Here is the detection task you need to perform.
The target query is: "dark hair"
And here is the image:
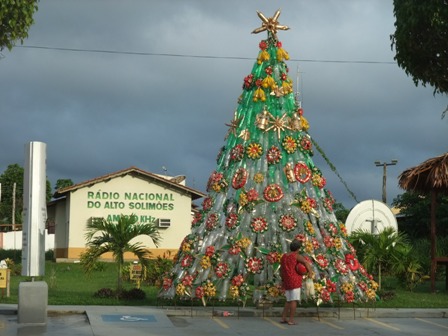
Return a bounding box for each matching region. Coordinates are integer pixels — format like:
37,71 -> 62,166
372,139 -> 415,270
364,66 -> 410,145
290,239 -> 301,252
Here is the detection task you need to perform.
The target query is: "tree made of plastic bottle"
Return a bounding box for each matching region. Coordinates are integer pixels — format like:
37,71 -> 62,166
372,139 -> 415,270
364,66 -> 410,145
160,10 -> 378,306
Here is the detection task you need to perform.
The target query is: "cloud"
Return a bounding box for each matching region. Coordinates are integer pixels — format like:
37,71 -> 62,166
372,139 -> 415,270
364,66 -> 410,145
1,0 -> 446,210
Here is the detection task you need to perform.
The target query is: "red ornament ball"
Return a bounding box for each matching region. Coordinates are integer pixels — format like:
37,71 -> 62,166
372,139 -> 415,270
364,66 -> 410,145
295,262 -> 307,276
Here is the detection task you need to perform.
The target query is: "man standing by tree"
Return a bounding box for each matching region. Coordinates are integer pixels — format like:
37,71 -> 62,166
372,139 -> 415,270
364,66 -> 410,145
280,239 -> 314,325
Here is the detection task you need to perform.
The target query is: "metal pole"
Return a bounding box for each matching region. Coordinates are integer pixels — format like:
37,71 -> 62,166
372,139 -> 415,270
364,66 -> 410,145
382,163 -> 387,204
12,183 -> 16,231
374,160 -> 398,205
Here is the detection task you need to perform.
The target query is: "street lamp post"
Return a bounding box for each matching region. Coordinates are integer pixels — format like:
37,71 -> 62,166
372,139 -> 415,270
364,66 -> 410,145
374,160 -> 398,204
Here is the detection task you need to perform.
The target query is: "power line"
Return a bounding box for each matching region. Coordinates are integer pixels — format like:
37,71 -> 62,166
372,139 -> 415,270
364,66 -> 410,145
16,45 -> 397,65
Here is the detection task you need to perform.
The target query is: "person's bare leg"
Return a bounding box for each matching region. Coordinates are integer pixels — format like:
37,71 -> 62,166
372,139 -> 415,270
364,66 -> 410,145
282,301 -> 290,322
288,300 -> 297,324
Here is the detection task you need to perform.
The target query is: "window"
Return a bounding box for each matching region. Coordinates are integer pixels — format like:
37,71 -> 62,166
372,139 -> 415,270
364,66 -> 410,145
158,218 -> 171,228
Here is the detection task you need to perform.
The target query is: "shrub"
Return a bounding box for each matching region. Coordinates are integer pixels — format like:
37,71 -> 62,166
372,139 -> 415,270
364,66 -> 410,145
0,249 -> 21,264
378,290 -> 396,301
119,288 -> 146,300
93,288 -> 116,298
92,287 -> 146,300
121,263 -> 131,281
0,249 -> 55,263
145,257 -> 173,286
45,249 -> 55,261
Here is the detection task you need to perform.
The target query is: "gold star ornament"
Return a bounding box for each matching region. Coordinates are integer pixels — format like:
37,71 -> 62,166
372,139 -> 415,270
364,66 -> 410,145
252,9 -> 289,40
225,113 -> 242,139
265,113 -> 292,140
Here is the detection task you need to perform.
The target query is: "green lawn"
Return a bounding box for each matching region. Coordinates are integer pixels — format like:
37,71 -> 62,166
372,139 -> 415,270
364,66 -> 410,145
0,262 -> 447,308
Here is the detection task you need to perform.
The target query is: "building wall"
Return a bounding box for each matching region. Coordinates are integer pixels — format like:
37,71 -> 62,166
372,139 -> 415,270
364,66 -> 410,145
0,230 -> 54,250
53,174 -> 192,261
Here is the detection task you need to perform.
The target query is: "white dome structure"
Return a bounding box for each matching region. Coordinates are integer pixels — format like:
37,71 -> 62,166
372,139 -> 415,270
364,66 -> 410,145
345,199 -> 398,235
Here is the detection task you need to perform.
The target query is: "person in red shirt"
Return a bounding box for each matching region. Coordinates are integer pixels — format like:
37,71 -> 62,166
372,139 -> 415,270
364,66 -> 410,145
280,239 -> 314,325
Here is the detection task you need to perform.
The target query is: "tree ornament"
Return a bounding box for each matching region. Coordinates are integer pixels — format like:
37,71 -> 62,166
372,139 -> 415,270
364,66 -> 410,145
245,256 -> 264,274
238,129 -> 250,141
225,213 -> 240,231
345,253 -> 360,271
252,9 -> 289,42
270,84 -> 285,97
278,214 -> 297,232
262,75 -> 276,89
276,41 -> 290,61
253,172 -> 264,183
250,216 -> 268,233
300,115 -> 310,131
214,262 -> 231,278
282,79 -> 294,95
225,114 -> 242,139
232,167 -> 248,189
255,108 -> 270,130
266,145 -> 282,165
205,212 -> 219,231
289,110 -> 302,131
294,162 -> 312,183
257,51 -> 270,65
230,144 -> 245,162
246,142 -> 263,159
253,87 -> 266,102
298,134 -> 313,154
283,163 -> 296,182
243,74 -> 254,89
263,183 -> 284,202
265,113 -> 292,139
282,135 -> 298,153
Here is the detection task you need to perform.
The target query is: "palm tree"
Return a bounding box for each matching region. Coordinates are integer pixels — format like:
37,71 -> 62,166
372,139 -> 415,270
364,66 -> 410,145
349,227 -> 409,290
80,214 -> 161,292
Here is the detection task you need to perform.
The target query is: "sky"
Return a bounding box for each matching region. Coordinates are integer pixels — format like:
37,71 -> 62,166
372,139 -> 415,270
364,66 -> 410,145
1,0 -> 446,210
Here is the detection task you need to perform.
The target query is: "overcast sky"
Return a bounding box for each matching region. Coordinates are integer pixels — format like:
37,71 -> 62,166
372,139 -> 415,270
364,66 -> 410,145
1,0 -> 446,209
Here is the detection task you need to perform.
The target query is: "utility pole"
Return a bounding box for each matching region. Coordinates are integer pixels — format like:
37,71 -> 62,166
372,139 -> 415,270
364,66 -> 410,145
12,182 -> 16,231
374,160 -> 398,204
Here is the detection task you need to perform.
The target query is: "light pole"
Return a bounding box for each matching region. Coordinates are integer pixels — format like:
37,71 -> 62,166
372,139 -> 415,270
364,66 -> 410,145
374,160 -> 398,204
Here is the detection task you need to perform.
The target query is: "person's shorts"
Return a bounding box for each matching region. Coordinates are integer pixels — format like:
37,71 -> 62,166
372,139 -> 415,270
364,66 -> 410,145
284,288 -> 301,302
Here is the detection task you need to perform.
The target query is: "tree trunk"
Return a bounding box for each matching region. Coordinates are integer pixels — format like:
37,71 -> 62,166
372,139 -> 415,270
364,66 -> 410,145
117,255 -> 123,292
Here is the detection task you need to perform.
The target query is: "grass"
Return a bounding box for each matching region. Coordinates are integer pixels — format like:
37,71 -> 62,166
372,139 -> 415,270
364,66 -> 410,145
0,261 -> 447,308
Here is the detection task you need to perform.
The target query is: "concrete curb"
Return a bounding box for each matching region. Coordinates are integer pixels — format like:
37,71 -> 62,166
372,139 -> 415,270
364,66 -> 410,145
151,306 -> 448,319
1,304 -> 447,320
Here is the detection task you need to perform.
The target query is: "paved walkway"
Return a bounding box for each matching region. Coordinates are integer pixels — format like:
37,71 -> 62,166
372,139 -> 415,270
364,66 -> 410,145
0,304 -> 447,336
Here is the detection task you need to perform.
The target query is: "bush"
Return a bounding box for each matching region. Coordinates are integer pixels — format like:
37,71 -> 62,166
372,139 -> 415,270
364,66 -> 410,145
3,258 -> 21,275
45,249 -> 55,261
145,257 -> 173,286
119,288 -> 146,300
92,287 -> 146,300
91,261 -> 106,272
0,249 -> 55,263
378,290 -> 396,301
0,249 -> 21,264
93,288 -> 116,298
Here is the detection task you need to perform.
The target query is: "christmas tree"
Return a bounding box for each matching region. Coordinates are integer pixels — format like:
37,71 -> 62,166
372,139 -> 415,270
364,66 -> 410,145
159,10 -> 378,306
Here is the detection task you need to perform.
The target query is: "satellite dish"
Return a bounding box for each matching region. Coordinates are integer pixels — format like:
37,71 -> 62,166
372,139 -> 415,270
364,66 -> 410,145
345,199 -> 398,235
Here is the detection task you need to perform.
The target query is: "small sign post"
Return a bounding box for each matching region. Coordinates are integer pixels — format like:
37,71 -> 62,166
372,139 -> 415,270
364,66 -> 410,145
130,264 -> 143,289
0,269 -> 10,298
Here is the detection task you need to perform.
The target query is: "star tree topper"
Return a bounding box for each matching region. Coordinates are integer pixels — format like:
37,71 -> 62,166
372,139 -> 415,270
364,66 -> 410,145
252,9 -> 289,41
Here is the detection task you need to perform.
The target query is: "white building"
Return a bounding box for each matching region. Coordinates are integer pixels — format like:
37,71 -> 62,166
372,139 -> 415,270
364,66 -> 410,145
47,167 -> 205,262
